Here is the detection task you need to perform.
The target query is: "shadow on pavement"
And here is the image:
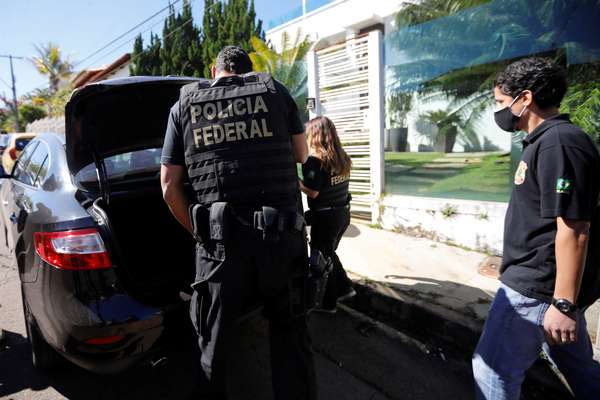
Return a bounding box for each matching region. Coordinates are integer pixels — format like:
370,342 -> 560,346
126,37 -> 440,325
343,224 -> 361,238
0,313 -> 283,400
345,275 -> 575,400
0,327 -> 201,400
0,330 -> 51,395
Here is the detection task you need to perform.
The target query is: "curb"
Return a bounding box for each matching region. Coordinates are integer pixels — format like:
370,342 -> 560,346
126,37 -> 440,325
343,278 -> 574,400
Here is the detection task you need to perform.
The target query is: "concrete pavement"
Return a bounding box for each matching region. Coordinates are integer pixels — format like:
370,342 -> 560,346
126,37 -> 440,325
336,221 -> 498,332
334,220 -> 600,398
337,221 -> 600,344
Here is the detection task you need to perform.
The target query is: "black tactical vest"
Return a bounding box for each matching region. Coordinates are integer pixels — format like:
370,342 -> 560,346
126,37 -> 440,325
179,72 -> 298,209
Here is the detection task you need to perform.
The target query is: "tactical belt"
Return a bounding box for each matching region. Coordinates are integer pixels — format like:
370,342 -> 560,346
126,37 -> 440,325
310,203 -> 350,213
191,203 -> 304,243
232,206 -> 304,241
252,208 -> 304,233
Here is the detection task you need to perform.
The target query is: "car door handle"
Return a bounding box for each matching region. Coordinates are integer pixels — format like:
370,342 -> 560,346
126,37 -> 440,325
9,212 -> 17,224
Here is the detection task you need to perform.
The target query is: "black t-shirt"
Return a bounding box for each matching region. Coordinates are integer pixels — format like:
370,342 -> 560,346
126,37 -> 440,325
161,77 -> 305,167
500,114 -> 600,303
302,156 -> 350,209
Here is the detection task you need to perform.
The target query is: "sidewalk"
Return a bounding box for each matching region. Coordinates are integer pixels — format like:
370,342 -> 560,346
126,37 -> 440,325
336,220 -> 599,354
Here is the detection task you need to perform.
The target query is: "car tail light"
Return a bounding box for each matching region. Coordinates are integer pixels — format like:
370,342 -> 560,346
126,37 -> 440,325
34,228 -> 112,270
9,148 -> 17,160
84,335 -> 126,345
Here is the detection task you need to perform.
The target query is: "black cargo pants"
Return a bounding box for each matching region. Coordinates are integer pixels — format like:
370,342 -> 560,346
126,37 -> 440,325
190,224 -> 317,400
309,207 -> 353,309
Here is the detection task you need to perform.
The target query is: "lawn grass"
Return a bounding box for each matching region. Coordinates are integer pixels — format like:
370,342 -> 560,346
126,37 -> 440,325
428,153 -> 510,195
384,151 -> 511,202
384,152 -> 442,168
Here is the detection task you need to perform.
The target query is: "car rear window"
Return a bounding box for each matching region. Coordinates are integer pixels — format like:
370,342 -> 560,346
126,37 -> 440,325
75,148 -> 162,183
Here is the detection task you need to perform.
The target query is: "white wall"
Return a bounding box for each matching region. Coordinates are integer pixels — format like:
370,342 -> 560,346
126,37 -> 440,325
267,0 -> 509,254
102,61 -> 130,80
266,0 -> 402,50
26,117 -> 65,134
380,195 -> 508,254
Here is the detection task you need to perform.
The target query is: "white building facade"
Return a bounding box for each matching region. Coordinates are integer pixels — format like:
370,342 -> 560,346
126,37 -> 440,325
266,0 -> 600,256
266,0 -> 509,253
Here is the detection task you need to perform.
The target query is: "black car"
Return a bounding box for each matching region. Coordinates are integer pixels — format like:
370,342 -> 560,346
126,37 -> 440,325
0,77 -> 199,373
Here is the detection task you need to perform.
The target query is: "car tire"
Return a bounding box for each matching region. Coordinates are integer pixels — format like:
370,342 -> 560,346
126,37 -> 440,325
21,286 -> 64,370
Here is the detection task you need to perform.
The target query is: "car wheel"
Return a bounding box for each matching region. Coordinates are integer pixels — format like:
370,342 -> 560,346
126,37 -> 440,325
21,286 -> 64,370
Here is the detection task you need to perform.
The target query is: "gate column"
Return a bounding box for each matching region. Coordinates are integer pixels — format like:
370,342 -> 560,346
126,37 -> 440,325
368,29 -> 384,224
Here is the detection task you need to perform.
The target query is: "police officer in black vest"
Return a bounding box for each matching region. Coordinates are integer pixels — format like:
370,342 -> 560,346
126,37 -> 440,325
161,46 -> 317,400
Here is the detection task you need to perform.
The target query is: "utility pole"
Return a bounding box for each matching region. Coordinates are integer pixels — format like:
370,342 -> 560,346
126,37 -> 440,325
0,54 -> 25,132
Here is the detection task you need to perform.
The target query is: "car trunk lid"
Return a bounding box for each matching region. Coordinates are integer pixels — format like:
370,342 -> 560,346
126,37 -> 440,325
65,76 -> 201,200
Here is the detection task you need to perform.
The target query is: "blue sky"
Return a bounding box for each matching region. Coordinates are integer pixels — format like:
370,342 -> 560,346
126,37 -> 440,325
0,0 -> 299,99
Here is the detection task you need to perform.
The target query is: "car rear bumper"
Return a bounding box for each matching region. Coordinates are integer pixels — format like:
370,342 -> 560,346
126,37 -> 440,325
61,324 -> 164,373
35,291 -> 190,374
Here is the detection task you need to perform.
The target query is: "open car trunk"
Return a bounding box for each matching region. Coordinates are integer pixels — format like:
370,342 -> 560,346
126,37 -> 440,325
90,186 -> 196,306
65,77 -> 203,306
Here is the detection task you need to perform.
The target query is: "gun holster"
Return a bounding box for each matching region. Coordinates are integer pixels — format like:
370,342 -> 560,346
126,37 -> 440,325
307,247 -> 333,310
189,202 -> 230,243
254,206 -> 285,242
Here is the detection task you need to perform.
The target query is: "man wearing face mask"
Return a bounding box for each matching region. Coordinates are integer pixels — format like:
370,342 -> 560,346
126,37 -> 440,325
472,57 -> 600,399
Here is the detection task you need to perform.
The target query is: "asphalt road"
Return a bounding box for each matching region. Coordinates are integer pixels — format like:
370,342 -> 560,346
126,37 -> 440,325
0,255 -> 391,400
0,248 -> 477,400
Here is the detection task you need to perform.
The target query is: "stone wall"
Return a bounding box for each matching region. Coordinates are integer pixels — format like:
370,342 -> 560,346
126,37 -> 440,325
26,116 -> 65,134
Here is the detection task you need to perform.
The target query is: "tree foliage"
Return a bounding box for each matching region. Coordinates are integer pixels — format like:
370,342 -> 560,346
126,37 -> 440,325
561,80 -> 600,142
390,0 -> 600,148
201,0 -> 264,77
249,30 -> 311,119
131,1 -> 202,76
0,103 -> 47,132
395,0 -> 490,28
130,0 -> 264,78
30,43 -> 73,94
160,1 -> 204,76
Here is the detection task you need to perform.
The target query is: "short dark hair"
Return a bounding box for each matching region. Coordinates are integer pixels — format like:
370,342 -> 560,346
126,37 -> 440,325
215,46 -> 253,74
494,57 -> 568,109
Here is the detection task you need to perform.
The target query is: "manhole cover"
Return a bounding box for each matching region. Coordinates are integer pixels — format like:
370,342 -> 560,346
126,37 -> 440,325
478,256 -> 501,279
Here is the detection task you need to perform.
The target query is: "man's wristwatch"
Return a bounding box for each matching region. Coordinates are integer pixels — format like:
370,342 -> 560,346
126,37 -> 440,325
552,298 -> 578,314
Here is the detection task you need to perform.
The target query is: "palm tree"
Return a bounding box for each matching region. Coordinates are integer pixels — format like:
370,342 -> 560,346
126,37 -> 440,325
249,29 -> 311,118
422,109 -> 463,153
30,43 -> 73,94
389,0 -> 599,143
395,0 -> 490,28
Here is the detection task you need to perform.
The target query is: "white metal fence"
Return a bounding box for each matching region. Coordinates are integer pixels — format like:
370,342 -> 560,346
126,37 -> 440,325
315,34 -> 374,217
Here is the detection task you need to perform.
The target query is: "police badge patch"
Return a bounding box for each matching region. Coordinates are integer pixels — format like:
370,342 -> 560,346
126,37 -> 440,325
514,161 -> 528,185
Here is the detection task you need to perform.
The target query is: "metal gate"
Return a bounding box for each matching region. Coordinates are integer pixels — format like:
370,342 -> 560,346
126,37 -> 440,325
315,34 -> 374,218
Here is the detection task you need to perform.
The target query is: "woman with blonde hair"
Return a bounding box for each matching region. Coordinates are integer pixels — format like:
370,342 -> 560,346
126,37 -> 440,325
300,116 -> 355,313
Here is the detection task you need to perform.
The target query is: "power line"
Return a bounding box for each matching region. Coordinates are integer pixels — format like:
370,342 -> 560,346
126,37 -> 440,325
129,0 -> 219,65
82,0 -> 217,72
130,16 -> 194,63
79,1 -> 187,70
74,0 -> 183,68
0,76 -> 11,91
